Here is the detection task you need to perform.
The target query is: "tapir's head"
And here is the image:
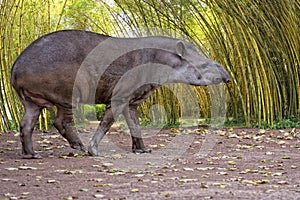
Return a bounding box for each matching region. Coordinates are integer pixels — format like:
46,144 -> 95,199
173,40 -> 230,86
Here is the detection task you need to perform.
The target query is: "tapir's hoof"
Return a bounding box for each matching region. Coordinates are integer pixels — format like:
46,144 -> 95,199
70,142 -> 86,152
22,153 -> 42,159
87,144 -> 99,157
132,147 -> 152,154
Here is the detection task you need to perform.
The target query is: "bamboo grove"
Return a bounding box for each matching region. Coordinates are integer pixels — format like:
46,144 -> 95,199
0,0 -> 299,131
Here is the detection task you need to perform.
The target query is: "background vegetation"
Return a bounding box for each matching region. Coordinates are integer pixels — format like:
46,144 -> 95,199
0,0 -> 299,131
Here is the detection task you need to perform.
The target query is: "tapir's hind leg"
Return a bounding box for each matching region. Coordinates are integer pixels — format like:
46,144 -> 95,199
54,106 -> 85,151
20,100 -> 42,159
123,106 -> 151,153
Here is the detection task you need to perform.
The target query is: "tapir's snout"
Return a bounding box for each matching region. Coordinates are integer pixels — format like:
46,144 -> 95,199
191,62 -> 231,86
223,74 -> 231,83
216,64 -> 230,83
224,77 -> 231,83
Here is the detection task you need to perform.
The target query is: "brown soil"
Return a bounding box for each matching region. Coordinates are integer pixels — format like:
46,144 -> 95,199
0,127 -> 300,200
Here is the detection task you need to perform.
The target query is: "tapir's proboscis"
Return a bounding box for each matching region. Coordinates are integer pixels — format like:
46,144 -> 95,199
11,30 -> 230,158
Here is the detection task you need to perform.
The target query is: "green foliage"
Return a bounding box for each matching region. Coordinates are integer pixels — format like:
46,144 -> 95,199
80,104 -> 106,121
95,105 -> 106,121
252,116 -> 300,129
224,117 -> 246,128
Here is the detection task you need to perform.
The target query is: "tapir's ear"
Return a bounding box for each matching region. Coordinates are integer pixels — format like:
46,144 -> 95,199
176,41 -> 187,58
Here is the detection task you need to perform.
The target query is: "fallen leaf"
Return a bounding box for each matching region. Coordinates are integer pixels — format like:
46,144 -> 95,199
135,174 -> 145,177
94,194 -> 105,198
170,128 -> 179,133
218,131 -> 226,136
102,163 -> 113,167
217,171 -> 228,175
18,166 -> 37,170
64,170 -> 78,174
183,168 -> 194,171
207,161 -> 215,165
94,183 -> 112,187
146,162 -> 153,166
179,179 -> 198,183
213,182 -> 228,188
59,154 -> 68,159
74,154 -> 84,158
277,141 -> 285,145
165,193 -> 171,197
256,179 -> 269,184
200,182 -> 208,188
130,188 -> 139,193
112,154 -> 123,159
197,167 -> 214,171
241,179 -> 257,185
228,133 -> 239,139
272,172 -> 283,176
281,156 -> 291,159
5,167 -> 18,171
277,181 -> 288,185
227,167 -> 237,171
228,161 -> 236,165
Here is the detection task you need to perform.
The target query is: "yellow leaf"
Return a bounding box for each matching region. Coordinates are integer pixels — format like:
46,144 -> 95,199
130,188 -> 139,193
217,171 -> 228,175
227,167 -> 237,171
79,188 -> 89,192
277,181 -> 288,185
165,193 -> 171,197
228,161 -> 236,165
256,179 -> 269,184
200,182 -> 208,188
241,180 -> 257,185
281,156 -> 291,159
170,128 -> 179,133
277,141 -> 285,145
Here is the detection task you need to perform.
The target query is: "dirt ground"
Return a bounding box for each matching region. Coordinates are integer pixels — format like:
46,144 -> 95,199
0,126 -> 299,200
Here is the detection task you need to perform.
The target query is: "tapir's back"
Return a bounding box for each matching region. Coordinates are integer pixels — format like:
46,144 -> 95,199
11,30 -> 109,106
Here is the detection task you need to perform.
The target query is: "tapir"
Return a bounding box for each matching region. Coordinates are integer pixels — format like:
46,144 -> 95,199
10,30 -> 230,158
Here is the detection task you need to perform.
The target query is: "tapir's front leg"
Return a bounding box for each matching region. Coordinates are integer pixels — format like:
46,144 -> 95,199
123,106 -> 151,153
88,106 -> 115,156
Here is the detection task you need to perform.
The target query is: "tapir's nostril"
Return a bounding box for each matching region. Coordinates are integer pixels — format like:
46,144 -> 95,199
224,77 -> 231,83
